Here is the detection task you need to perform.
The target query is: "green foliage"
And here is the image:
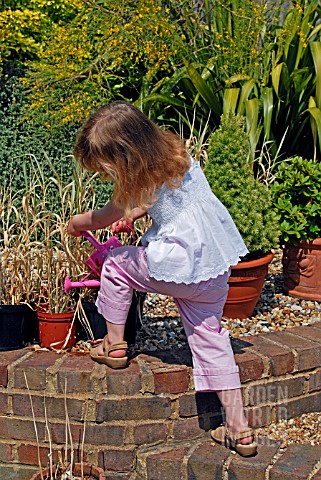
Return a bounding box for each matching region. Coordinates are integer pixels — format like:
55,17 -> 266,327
142,1 -> 321,161
204,114 -> 280,255
271,156 -> 321,244
20,0 -> 178,128
0,71 -> 112,213
0,0 -> 84,66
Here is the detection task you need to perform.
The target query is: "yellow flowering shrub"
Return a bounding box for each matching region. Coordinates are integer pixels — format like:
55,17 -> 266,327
22,0 -> 178,127
0,8 -> 46,63
0,0 -> 85,65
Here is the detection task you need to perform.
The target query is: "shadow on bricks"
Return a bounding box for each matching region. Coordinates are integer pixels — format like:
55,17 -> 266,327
195,392 -> 224,431
231,336 -> 253,354
130,347 -> 193,367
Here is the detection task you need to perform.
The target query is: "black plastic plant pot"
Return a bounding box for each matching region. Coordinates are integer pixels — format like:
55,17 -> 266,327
77,300 -> 107,342
0,304 -> 37,351
78,292 -> 145,345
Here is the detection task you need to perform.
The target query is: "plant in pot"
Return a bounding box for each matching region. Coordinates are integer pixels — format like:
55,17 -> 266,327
0,186 -> 39,350
26,371 -> 106,480
204,113 -> 280,319
271,156 -> 321,301
34,222 -> 79,351
0,244 -> 38,350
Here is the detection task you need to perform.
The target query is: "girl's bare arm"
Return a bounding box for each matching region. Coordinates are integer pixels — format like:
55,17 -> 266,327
68,200 -> 125,236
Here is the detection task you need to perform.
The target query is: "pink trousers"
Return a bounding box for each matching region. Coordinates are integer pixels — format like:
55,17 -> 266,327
96,246 -> 241,392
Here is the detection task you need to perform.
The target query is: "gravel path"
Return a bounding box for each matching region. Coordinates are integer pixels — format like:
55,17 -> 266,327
135,249 -> 321,351
132,249 -> 321,446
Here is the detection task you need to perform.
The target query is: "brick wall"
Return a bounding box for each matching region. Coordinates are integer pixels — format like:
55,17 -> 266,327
1,323 -> 321,479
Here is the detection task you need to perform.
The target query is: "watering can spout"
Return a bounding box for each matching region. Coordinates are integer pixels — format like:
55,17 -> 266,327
64,277 -> 100,293
64,277 -> 73,294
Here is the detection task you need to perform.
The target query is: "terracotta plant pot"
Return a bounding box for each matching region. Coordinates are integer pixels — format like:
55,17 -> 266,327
282,238 -> 321,301
30,462 -> 106,479
38,310 -> 76,349
223,252 -> 274,319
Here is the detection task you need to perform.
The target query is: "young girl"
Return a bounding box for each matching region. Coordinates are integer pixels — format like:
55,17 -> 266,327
68,100 -> 257,457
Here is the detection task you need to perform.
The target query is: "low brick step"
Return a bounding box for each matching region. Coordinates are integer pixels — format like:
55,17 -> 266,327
135,437 -> 321,480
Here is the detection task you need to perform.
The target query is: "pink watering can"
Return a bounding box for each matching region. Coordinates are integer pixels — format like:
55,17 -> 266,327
64,230 -> 122,294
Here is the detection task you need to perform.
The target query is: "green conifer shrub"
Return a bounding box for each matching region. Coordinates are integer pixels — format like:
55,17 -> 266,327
204,114 -> 279,257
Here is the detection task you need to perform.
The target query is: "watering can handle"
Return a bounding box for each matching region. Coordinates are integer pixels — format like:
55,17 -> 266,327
80,230 -> 102,249
80,227 -> 137,247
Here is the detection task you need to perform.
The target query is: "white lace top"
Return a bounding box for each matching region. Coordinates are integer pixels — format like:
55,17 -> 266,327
141,160 -> 249,283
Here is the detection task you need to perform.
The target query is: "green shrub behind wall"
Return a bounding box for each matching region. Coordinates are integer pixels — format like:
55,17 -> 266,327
0,71 -> 112,213
204,114 -> 279,256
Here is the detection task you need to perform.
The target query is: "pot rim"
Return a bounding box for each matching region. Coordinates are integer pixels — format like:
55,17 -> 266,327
30,462 -> 106,480
231,252 -> 274,270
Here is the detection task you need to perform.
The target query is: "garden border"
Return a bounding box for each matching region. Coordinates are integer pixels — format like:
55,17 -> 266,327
1,322 -> 321,479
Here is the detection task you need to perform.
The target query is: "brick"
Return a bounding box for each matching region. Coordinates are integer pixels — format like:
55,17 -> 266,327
0,416 -> 47,441
309,369 -> 321,392
179,392 -> 222,418
275,392 -> 321,421
236,351 -> 265,382
247,376 -> 305,406
17,444 -> 87,466
106,363 -> 142,395
0,348 -> 29,386
246,405 -> 273,428
17,443 -> 52,466
0,391 -> 8,414
152,365 -> 189,394
178,392 -> 223,431
51,422 -> 125,447
12,393 -> 83,421
172,417 -> 205,441
14,350 -> 60,390
239,334 -> 294,376
0,442 -> 13,462
98,446 -> 136,472
146,445 -> 189,480
232,340 -> 265,382
228,437 -> 281,480
96,396 -> 171,422
178,392 -> 198,417
104,474 -> 132,480
187,440 -> 230,479
133,421 -> 167,446
0,464 -> 38,480
290,325 -> 321,343
133,353 -> 164,365
309,321 -> 321,330
57,353 -> 94,394
270,444 -> 321,479
264,331 -> 321,371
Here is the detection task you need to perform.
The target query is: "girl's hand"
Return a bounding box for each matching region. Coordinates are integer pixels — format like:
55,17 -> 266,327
68,214 -> 87,237
112,207 -> 146,234
111,218 -> 133,234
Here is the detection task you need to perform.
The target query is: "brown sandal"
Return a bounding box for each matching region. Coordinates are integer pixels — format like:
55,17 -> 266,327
211,425 -> 257,457
90,336 -> 128,369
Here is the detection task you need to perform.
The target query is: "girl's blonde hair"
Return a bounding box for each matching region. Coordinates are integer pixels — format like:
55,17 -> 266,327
73,101 -> 190,214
